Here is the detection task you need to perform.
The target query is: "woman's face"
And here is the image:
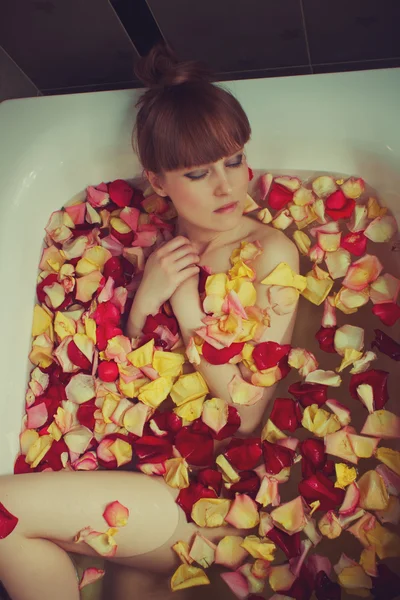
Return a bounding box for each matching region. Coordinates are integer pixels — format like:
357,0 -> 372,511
146,148 -> 249,232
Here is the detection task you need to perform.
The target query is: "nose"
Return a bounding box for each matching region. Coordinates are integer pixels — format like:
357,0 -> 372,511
214,169 -> 232,196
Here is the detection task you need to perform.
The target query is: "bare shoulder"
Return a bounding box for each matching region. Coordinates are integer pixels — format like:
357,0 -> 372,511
250,221 -> 299,276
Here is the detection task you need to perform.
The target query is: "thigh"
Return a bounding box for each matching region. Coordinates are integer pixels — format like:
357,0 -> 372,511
0,471 -> 179,561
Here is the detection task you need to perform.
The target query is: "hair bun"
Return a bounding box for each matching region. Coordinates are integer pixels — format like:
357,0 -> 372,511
134,41 -> 213,89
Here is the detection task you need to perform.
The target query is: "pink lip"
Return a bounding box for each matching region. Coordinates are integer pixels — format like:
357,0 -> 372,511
214,202 -> 238,214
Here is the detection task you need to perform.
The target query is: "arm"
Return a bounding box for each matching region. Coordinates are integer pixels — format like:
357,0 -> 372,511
170,230 -> 300,436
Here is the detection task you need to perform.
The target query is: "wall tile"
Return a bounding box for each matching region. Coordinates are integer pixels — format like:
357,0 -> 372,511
302,0 -> 400,65
146,0 -> 310,73
0,46 -> 39,103
0,0 -> 140,90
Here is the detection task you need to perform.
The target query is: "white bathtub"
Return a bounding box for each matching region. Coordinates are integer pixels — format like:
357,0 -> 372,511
1,67 -> 400,477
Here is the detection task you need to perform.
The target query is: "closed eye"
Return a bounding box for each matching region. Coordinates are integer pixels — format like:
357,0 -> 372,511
184,153 -> 244,181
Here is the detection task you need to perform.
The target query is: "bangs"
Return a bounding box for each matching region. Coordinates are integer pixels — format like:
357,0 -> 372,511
134,82 -> 251,174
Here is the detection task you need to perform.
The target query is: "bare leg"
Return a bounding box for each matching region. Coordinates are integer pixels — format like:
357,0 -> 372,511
0,471 -> 240,600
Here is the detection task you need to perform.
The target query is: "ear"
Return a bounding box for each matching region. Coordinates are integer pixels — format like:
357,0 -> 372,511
145,170 -> 168,197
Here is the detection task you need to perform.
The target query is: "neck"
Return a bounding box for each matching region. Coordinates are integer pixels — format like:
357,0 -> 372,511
176,217 -> 224,254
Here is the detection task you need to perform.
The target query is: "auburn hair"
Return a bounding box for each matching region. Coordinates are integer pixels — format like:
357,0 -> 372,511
132,42 -> 252,175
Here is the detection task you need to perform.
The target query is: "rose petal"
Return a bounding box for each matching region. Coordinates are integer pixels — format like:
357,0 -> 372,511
349,368 -> 389,411
103,500 -> 129,528
270,398 -> 302,432
289,381 -> 327,408
342,254 -> 383,291
364,214 -> 397,243
371,329 -> 400,361
372,302 -> 400,326
170,564 -> 210,591
341,231 -> 368,256
263,441 -> 295,475
0,502 -> 19,539
78,567 -> 105,590
299,472 -> 345,512
225,438 -> 262,471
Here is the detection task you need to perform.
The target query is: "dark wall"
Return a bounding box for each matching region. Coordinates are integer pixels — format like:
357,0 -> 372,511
1,0 -> 399,102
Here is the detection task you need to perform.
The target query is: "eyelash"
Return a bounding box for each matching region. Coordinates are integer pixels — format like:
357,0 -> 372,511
186,154 -> 244,180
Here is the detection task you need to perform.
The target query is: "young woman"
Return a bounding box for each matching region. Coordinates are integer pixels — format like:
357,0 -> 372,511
0,43 -> 299,600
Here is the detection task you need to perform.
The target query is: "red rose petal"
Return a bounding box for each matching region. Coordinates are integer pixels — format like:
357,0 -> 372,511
314,570 -> 341,600
266,527 -> 301,559
286,575 -> 313,600
77,399 -> 97,431
341,231 -> 368,256
108,179 -> 134,208
248,166 -> 254,181
92,301 -> 121,326
227,470 -> 261,499
150,411 -> 182,438
14,454 -> 31,474
325,191 -> 355,221
298,472 -> 345,512
299,438 -> 327,478
268,182 -> 294,210
213,405 -> 241,440
349,368 -> 389,410
252,341 -> 291,371
372,302 -> 400,326
315,326 -> 338,353
97,361 -> 119,382
0,502 -> 18,539
197,468 -> 223,495
103,256 -> 125,287
262,441 -> 295,475
176,482 -> 217,522
143,312 -> 179,336
371,329 -> 400,361
36,273 -> 58,303
289,381 -> 327,408
270,397 -> 302,432
134,436 -> 173,464
67,340 -> 92,370
174,428 -> 214,467
202,341 -> 245,365
96,324 -> 123,351
198,266 -> 209,296
225,438 -> 262,470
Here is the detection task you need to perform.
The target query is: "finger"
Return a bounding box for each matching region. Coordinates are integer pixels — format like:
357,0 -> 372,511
171,245 -> 200,263
157,235 -> 192,256
176,265 -> 200,285
174,253 -> 200,272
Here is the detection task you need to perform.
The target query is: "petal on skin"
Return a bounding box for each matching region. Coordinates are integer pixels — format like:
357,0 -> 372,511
170,564 -> 210,591
0,502 -> 19,540
137,376 -> 173,409
174,396 -> 206,422
260,263 -> 307,291
228,374 -> 264,406
75,527 -> 118,557
257,207 -> 273,224
376,447 -> 400,476
127,338 -> 154,368
78,567 -> 105,590
191,498 -> 231,528
267,285 -> 299,315
259,173 -> 274,202
103,501 -> 129,528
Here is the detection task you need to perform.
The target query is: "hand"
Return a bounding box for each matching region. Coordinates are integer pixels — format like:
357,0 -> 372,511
170,271 -> 204,334
134,236 -> 200,315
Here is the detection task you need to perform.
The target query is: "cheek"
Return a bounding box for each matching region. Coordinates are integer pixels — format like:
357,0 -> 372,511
169,184 -> 206,216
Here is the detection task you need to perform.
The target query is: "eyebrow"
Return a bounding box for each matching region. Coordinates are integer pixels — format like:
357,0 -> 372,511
185,149 -> 244,172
